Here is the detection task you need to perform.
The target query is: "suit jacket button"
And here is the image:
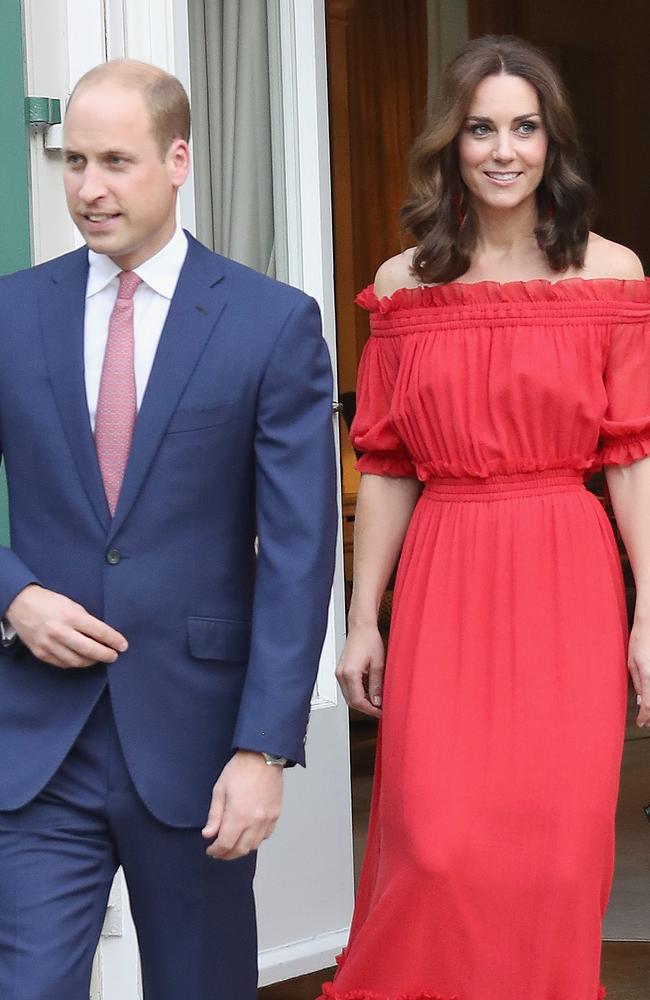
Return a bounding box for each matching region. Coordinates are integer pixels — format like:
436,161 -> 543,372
106,548 -> 121,565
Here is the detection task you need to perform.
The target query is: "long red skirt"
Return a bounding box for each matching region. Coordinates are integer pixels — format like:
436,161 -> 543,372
320,472 -> 627,1000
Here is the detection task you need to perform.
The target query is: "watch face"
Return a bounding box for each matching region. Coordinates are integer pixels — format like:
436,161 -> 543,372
263,753 -> 288,766
0,621 -> 17,646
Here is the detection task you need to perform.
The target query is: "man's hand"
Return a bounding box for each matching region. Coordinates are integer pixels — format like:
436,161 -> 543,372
202,751 -> 284,861
5,584 -> 128,668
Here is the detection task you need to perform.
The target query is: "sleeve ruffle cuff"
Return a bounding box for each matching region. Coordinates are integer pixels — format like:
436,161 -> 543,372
355,453 -> 418,478
598,430 -> 650,468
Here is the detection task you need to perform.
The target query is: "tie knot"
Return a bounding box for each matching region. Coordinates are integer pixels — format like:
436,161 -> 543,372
117,271 -> 142,301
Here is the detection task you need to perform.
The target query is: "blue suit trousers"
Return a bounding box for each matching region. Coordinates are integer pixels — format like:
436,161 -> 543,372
0,690 -> 258,999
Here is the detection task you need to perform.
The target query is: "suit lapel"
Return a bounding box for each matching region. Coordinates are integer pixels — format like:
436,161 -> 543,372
40,248 -> 112,532
107,237 -> 227,542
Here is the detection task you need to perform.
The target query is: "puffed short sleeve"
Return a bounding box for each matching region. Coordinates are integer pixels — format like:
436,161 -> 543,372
349,287 -> 417,478
599,312 -> 650,467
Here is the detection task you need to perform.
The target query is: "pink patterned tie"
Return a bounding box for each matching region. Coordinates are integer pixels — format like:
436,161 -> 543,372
95,270 -> 142,515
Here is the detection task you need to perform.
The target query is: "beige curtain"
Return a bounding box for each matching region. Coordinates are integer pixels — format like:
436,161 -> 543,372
188,0 -> 276,275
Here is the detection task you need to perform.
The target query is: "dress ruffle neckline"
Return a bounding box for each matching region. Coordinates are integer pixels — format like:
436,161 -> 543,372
356,276 -> 650,314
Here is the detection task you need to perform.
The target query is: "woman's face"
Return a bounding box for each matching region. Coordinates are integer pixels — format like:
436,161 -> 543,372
457,73 -> 548,213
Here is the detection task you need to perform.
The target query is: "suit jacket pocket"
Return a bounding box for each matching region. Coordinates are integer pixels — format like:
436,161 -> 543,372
167,402 -> 235,433
187,617 -> 251,662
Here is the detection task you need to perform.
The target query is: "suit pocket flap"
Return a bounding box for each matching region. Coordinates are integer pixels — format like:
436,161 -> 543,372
167,402 -> 235,433
187,617 -> 251,662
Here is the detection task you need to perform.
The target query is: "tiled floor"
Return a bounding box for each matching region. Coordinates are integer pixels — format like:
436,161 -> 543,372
601,942 -> 650,999
259,712 -> 650,999
258,967 -> 332,999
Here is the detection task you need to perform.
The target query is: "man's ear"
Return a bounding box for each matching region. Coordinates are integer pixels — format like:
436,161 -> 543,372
168,138 -> 191,188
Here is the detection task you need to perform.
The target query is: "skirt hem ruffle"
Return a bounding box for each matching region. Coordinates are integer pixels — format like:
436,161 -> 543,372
317,988 -> 458,1000
316,980 -> 607,999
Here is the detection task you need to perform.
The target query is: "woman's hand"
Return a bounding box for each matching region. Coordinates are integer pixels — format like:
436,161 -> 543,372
606,458 -> 650,728
338,473 -> 420,719
628,622 -> 650,727
336,622 -> 385,719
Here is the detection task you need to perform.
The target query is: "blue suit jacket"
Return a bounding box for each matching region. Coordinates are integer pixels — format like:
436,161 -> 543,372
0,234 -> 337,826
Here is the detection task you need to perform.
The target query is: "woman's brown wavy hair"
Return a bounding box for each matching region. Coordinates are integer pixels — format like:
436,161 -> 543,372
402,35 -> 595,285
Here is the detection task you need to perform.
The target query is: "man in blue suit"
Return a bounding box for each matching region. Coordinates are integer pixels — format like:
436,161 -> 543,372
0,59 -> 337,999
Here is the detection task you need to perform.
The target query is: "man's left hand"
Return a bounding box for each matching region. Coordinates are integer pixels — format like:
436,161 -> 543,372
202,751 -> 284,860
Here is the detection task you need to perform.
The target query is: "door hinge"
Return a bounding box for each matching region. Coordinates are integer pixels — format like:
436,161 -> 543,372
25,96 -> 62,127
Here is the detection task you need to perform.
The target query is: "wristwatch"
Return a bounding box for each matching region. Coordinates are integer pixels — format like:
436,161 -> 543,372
262,752 -> 289,768
0,620 -> 17,648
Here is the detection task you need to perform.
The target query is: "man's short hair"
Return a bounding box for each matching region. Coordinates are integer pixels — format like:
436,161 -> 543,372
69,59 -> 191,158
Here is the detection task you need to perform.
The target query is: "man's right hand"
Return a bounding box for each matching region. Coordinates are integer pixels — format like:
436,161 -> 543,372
5,584 -> 128,669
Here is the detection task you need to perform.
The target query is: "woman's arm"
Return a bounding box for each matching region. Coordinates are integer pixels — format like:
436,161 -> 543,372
336,473 -> 422,717
605,455 -> 650,727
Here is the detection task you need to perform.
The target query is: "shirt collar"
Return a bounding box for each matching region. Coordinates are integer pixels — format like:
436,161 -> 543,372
86,227 -> 189,300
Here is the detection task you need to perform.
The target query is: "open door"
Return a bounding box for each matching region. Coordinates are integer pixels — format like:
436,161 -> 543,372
0,0 -> 31,547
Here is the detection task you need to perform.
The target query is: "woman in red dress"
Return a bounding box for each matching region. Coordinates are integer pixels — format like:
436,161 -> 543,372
321,35 -> 650,1000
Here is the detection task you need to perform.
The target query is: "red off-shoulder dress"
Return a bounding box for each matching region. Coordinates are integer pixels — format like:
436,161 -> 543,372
319,278 -> 650,1000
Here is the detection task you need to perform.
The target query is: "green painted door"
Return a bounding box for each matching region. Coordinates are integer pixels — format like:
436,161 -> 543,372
0,0 -> 31,546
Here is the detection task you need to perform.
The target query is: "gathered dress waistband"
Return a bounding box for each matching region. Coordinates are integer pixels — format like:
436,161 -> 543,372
422,469 -> 587,503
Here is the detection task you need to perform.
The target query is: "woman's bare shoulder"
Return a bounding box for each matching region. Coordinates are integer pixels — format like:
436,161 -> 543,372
373,248 -> 420,298
583,233 -> 645,280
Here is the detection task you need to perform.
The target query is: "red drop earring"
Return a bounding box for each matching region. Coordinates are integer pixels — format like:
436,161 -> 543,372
454,192 -> 466,226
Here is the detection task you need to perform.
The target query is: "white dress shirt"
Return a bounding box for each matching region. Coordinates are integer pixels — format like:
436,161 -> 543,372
0,227 -> 189,642
85,226 -> 188,429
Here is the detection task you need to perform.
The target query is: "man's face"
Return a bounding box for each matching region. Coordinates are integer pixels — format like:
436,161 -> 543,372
63,82 -> 189,270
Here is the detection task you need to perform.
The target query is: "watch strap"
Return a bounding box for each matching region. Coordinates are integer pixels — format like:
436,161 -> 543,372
0,619 -> 17,647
